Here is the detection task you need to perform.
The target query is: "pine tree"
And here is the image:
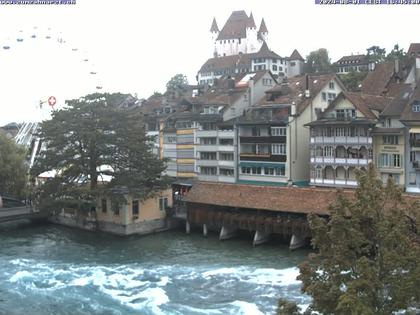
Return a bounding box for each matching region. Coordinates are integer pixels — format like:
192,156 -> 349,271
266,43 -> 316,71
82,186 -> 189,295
31,93 -> 169,212
278,164 -> 420,315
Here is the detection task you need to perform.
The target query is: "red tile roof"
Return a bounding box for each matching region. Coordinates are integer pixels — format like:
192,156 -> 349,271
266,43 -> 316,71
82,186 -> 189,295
184,182 -> 354,215
361,61 -> 396,95
290,49 -> 304,61
407,43 -> 420,56
217,10 -> 252,40
258,18 -> 268,33
210,17 -> 219,32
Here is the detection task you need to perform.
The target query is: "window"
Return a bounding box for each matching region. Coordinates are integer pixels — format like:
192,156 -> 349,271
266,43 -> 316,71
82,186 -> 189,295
165,135 -> 177,143
272,144 -> 286,155
272,65 -> 278,71
384,118 -> 392,127
383,135 -> 398,145
328,93 -> 336,100
220,168 -> 234,176
238,38 -> 241,44
241,166 -> 262,175
410,151 -> 416,162
379,153 -> 401,168
200,152 -> 217,160
271,127 -> 286,136
219,138 -> 233,145
112,201 -> 120,215
335,127 -> 346,137
220,153 -> 234,160
101,199 -> 107,213
412,104 -> 420,112
336,109 -> 355,120
200,138 -> 217,145
322,92 -> 327,101
132,200 -> 139,216
329,82 -> 335,89
290,61 -> 296,67
159,197 -> 168,211
324,146 -> 334,157
200,166 -> 217,175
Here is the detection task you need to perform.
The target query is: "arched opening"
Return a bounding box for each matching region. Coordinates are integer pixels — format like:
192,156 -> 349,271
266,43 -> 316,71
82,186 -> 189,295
335,166 -> 346,180
325,166 -> 334,180
336,146 -> 347,158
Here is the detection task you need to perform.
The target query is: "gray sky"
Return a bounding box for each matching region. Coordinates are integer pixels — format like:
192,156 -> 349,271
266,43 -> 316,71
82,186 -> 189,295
0,0 -> 419,125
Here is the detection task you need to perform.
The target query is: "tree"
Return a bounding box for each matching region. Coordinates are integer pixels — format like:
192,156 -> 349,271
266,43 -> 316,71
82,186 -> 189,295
31,93 -> 169,211
339,71 -> 368,92
304,49 -> 333,73
166,73 -> 189,91
366,45 -> 386,65
386,44 -> 406,62
278,164 -> 420,315
0,130 -> 27,199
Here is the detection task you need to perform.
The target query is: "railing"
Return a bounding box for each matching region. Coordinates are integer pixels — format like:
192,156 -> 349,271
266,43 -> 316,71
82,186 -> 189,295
310,157 -> 372,165
311,136 -> 372,145
310,178 -> 358,186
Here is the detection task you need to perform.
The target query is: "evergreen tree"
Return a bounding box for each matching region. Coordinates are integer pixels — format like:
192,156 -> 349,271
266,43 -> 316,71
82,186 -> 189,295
278,164 -> 420,315
0,130 -> 27,199
366,45 -> 386,65
31,93 -> 169,212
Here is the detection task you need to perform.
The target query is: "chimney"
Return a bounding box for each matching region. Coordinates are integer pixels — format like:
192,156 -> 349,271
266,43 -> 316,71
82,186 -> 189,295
394,59 -> 400,74
305,74 -> 310,98
227,77 -> 235,90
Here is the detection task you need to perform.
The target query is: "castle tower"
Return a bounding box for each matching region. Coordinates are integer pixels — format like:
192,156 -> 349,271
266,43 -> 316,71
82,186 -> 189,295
245,12 -> 258,54
210,17 -> 219,57
258,18 -> 268,43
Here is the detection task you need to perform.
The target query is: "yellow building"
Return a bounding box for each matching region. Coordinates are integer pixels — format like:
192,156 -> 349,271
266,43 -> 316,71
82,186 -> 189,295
96,188 -> 173,235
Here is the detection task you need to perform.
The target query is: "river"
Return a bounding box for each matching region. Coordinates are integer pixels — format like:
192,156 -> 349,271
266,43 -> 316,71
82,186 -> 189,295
0,223 -> 310,315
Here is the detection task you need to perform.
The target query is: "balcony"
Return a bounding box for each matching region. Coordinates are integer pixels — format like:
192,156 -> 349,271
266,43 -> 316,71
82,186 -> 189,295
196,130 -> 218,137
410,139 -> 420,147
310,178 -> 358,187
311,157 -> 372,165
196,159 -> 218,167
311,136 -> 372,145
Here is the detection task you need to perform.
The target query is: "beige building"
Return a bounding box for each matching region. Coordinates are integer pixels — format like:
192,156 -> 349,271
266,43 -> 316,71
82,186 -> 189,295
96,188 -> 173,235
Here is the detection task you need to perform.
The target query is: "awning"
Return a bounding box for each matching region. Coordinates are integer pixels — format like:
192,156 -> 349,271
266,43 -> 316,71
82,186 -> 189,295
409,127 -> 420,133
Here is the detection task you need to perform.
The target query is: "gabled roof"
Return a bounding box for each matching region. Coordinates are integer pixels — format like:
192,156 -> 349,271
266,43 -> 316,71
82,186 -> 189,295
324,92 -> 393,120
210,17 -> 219,33
253,41 -> 281,59
380,84 -> 412,117
259,73 -> 346,115
217,10 -> 251,40
400,85 -> 420,122
199,44 -> 282,73
290,49 -> 304,61
407,43 -> 420,56
258,18 -> 268,33
361,61 -> 396,95
334,54 -> 367,65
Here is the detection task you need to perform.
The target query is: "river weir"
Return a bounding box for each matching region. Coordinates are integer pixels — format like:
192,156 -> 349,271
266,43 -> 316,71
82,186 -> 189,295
0,224 -> 310,315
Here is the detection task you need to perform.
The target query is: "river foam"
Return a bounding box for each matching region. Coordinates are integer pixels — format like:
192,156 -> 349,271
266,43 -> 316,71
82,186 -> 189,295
6,258 -> 306,314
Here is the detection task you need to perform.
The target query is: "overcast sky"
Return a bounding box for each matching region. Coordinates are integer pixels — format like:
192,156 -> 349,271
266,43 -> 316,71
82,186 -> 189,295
0,0 -> 420,125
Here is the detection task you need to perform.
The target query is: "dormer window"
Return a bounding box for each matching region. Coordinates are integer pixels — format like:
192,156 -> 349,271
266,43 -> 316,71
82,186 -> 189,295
329,82 -> 335,89
412,102 -> 420,112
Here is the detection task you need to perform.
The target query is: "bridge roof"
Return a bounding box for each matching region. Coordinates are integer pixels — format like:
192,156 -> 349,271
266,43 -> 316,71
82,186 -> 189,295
183,182 -> 356,215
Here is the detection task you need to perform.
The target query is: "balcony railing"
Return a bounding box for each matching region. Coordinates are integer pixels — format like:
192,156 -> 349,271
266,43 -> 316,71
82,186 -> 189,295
311,136 -> 372,145
310,178 -> 358,186
311,157 -> 372,165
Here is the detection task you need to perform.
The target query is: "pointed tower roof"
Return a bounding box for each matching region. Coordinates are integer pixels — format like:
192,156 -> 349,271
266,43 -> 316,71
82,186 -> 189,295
210,17 -> 219,33
258,18 -> 268,33
290,49 -> 305,61
247,12 -> 256,28
254,41 -> 281,59
217,10 -> 250,40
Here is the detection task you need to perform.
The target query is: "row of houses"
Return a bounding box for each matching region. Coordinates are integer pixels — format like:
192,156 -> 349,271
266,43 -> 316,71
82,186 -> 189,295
140,43 -> 420,194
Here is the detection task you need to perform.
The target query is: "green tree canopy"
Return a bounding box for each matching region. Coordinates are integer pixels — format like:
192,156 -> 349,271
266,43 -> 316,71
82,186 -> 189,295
0,130 -> 27,199
166,73 -> 189,91
304,49 -> 333,73
386,44 -> 406,62
366,45 -> 386,64
31,93 -> 169,211
339,71 -> 368,92
278,164 -> 420,315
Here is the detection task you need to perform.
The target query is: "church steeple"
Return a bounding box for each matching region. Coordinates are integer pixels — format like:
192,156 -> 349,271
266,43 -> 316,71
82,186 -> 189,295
258,18 -> 268,33
210,17 -> 219,33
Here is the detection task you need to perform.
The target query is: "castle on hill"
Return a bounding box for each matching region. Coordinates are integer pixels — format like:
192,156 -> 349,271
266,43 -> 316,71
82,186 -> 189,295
198,10 -> 305,85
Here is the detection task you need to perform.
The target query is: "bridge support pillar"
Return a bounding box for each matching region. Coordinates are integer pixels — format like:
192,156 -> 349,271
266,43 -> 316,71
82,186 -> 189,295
186,221 -> 191,234
203,224 -> 208,237
219,226 -> 237,241
290,234 -> 306,250
253,230 -> 270,246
